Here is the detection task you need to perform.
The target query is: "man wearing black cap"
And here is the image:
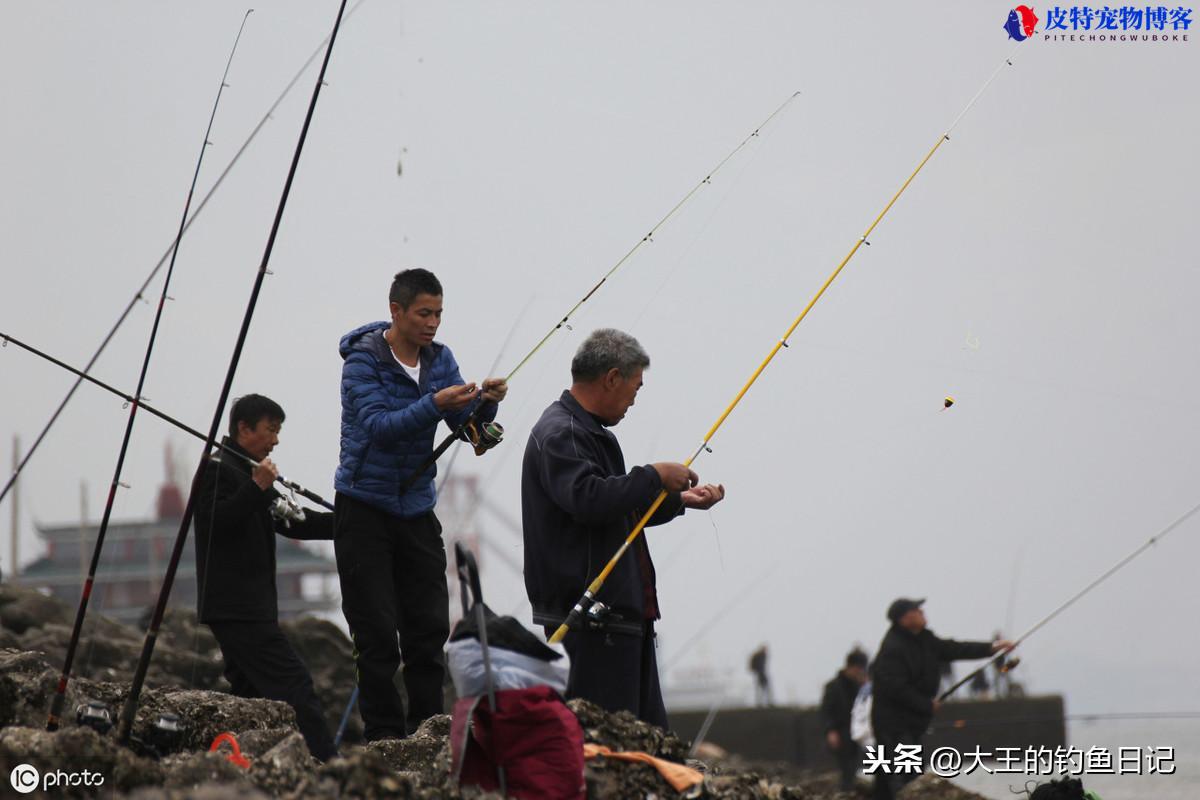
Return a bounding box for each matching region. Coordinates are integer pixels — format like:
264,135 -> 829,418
870,598 -> 1012,800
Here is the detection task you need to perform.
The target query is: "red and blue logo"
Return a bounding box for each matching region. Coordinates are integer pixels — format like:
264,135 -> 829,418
1004,5 -> 1040,39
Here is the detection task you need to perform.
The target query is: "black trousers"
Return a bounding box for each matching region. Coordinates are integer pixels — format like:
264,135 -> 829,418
334,493 -> 450,740
550,620 -> 668,730
833,739 -> 862,791
871,728 -> 925,800
208,620 -> 336,761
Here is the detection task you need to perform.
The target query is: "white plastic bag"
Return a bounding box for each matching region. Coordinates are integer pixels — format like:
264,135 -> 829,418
446,638 -> 570,698
850,681 -> 875,748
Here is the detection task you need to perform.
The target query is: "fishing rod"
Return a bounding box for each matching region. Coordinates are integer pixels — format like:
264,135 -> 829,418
0,0 -> 367,511
930,711 -> 1200,733
661,562 -> 782,672
939,498 -> 1200,702
0,332 -> 333,511
333,303 -> 535,748
116,0 -> 351,746
549,43 -> 1026,645
398,93 -> 803,493
434,297 -> 534,494
45,12 -> 254,731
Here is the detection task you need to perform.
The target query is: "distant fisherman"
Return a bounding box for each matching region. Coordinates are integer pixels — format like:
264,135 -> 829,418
821,648 -> 869,791
870,598 -> 1013,800
521,328 -> 725,728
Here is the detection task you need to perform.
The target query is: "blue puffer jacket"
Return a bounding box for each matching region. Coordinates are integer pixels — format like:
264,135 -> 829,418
334,321 -> 497,519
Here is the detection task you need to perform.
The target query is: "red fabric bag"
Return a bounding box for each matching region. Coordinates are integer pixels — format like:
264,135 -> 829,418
450,685 -> 585,800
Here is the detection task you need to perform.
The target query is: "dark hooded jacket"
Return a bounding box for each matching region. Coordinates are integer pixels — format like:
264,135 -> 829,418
870,625 -> 993,735
820,671 -> 861,740
521,391 -> 683,633
194,437 -> 333,623
334,321 -> 496,519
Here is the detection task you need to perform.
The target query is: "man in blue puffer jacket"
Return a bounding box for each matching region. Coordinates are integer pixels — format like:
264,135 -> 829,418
334,268 -> 507,741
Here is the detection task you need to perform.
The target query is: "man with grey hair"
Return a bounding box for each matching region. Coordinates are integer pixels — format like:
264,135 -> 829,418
521,328 -> 725,728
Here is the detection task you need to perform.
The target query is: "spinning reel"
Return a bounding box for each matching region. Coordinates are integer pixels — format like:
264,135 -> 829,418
458,418 -> 504,456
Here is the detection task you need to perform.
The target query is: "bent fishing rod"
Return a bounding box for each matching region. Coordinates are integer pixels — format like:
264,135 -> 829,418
0,0 -> 367,512
398,92 -> 803,492
549,43 -> 1026,645
0,332 -> 332,511
939,498 -> 1200,702
116,0 -> 351,745
45,12 -> 253,732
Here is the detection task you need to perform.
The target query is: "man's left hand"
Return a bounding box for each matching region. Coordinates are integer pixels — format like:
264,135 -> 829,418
992,639 -> 1016,654
682,483 -> 725,510
481,377 -> 508,403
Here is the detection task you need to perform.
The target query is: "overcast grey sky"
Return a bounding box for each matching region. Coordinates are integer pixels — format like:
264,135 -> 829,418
2,2 -> 1197,714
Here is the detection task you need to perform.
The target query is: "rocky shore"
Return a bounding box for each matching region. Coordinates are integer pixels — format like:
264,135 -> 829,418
0,583 -> 986,799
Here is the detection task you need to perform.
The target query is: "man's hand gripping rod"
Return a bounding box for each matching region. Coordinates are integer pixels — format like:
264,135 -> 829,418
1,332 -> 333,510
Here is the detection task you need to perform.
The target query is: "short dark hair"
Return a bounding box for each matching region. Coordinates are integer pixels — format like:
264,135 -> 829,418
1029,778 -> 1087,800
389,268 -> 443,308
229,394 -> 285,438
571,328 -> 650,383
845,648 -> 869,669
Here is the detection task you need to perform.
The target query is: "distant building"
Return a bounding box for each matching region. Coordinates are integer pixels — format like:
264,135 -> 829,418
17,446 -> 337,623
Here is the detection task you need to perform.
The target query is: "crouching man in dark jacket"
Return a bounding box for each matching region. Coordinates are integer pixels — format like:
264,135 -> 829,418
870,598 -> 1013,799
521,328 -> 725,729
195,394 -> 337,761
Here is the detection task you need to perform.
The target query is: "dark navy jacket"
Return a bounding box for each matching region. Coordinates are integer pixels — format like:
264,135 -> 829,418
194,437 -> 333,623
871,625 -> 993,735
334,321 -> 496,519
521,390 -> 683,633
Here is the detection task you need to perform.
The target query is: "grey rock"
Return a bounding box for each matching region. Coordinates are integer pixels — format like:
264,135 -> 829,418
248,732 -> 318,795
0,724 -> 164,794
367,714 -> 451,779
0,582 -> 73,633
160,750 -> 254,789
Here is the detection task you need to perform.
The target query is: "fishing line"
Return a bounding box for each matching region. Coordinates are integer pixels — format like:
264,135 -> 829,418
929,711 -> 1200,733
625,117 -> 782,334
116,0 -> 351,745
435,297 -> 534,495
0,333 -> 333,509
661,561 -> 784,673
549,42 -> 1027,645
45,11 -> 254,731
707,509 -> 725,575
401,93 -> 804,492
0,0 -> 368,510
940,498 -> 1200,701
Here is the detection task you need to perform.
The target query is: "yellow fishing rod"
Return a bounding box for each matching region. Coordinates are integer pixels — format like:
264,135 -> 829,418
403,93 -> 803,488
550,44 -> 1025,644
